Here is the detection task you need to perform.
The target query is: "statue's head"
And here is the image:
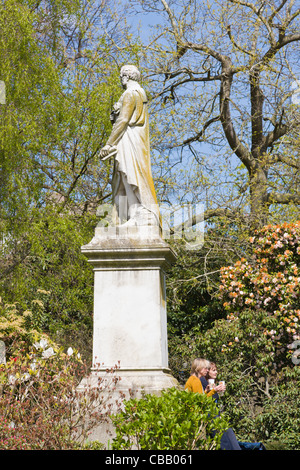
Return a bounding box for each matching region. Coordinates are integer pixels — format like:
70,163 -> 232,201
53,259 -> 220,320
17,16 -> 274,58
120,65 -> 141,82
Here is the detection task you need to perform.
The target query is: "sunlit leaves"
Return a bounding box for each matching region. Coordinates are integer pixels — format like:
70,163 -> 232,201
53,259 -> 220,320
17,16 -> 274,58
112,387 -> 228,450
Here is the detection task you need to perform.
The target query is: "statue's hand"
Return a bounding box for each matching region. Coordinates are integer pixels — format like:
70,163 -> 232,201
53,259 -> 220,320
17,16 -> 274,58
100,145 -> 112,158
100,145 -> 117,161
112,102 -> 121,113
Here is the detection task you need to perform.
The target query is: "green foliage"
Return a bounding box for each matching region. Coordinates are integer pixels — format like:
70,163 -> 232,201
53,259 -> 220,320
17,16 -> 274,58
166,231 -> 250,382
166,231 -> 248,338
0,0 -> 144,357
219,362 -> 300,450
173,222 -> 300,448
256,366 -> 300,449
0,297 -> 46,357
0,0 -> 142,277
111,387 -> 228,450
173,310 -> 300,448
0,0 -> 62,220
0,209 -> 95,358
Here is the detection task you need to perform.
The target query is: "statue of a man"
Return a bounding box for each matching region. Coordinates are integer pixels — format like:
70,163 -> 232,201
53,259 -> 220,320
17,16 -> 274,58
100,65 -> 160,227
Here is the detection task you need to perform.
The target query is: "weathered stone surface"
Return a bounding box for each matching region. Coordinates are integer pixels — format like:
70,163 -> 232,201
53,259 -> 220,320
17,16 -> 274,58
79,227 -> 178,445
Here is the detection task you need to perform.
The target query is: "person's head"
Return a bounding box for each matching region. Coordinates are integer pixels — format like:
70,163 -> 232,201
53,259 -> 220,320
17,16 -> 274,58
207,361 -> 218,380
190,358 -> 210,377
120,65 -> 141,85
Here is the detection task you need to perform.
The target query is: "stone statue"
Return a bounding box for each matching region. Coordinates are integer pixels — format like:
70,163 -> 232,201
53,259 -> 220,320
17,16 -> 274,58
100,65 -> 160,227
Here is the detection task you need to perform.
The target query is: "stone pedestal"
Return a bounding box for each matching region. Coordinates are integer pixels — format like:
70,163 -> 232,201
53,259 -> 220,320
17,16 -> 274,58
79,224 -> 178,443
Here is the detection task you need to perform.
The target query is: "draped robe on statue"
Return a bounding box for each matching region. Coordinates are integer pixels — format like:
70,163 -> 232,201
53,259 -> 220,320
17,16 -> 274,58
106,82 -> 159,225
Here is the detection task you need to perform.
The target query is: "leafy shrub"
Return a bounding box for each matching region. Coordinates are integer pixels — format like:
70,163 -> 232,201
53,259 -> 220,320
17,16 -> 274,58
254,365 -> 300,450
0,339 -> 122,450
178,222 -> 300,448
0,293 -> 52,358
219,222 -> 300,367
111,387 -> 228,450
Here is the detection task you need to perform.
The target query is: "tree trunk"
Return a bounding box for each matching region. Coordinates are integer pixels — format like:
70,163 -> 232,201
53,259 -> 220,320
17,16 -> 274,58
249,165 -> 269,229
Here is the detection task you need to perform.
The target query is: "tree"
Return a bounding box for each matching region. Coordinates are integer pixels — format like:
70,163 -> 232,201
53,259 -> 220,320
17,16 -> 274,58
131,0 -> 300,229
0,0 -> 136,223
0,0 -> 141,351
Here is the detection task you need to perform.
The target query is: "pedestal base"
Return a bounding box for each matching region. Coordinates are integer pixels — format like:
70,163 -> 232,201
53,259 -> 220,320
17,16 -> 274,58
81,225 -> 176,372
78,367 -> 179,445
80,367 -> 179,397
79,226 -> 179,445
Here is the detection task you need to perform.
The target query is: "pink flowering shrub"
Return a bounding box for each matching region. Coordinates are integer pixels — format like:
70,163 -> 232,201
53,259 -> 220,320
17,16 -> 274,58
0,340 -> 122,449
218,222 -> 300,365
0,414 -> 32,450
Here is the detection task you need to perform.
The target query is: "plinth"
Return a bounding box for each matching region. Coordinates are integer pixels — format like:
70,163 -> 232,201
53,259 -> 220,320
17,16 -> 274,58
79,224 -> 178,443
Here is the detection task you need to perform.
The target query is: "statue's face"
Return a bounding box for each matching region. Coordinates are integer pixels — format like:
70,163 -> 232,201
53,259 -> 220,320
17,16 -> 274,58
120,73 -> 129,88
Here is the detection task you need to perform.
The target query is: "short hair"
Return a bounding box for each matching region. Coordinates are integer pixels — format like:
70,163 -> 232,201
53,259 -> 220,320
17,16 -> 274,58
120,64 -> 141,82
190,358 -> 210,375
